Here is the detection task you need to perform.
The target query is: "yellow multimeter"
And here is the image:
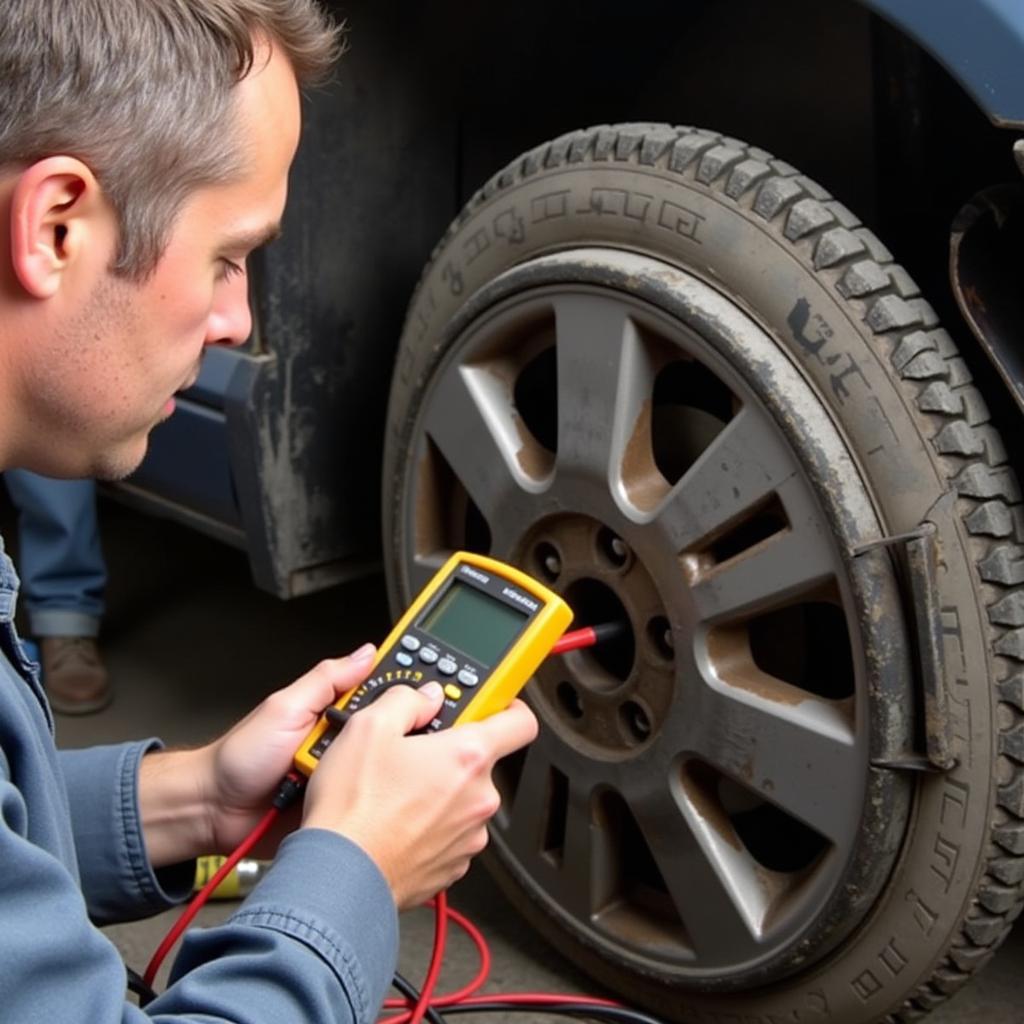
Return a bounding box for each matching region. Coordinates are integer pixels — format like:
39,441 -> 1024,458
293,551 -> 573,777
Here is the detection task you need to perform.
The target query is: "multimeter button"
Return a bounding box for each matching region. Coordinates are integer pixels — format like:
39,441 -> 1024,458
457,669 -> 480,687
437,657 -> 458,676
400,635 -> 421,652
395,651 -> 414,667
444,683 -> 462,701
418,648 -> 439,665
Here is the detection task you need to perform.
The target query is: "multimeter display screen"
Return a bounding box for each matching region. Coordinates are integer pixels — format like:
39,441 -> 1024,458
419,580 -> 529,666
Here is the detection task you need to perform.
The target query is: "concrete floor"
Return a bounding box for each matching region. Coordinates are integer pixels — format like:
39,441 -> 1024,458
8,497 -> 1022,1023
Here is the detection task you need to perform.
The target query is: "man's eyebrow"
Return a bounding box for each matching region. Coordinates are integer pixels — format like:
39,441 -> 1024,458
222,223 -> 283,254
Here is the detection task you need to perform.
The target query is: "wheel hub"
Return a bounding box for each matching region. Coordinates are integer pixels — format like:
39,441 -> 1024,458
515,514 -> 675,757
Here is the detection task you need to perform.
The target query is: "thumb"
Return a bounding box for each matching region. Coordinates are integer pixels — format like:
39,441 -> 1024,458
281,643 -> 378,723
363,679 -> 445,735
412,681 -> 445,731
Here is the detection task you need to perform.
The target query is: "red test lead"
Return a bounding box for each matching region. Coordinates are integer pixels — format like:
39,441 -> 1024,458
550,621 -> 627,655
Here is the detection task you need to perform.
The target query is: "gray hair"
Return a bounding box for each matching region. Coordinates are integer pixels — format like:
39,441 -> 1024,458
0,0 -> 343,280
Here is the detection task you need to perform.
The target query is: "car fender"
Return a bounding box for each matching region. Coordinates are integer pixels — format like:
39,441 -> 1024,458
861,0 -> 1024,127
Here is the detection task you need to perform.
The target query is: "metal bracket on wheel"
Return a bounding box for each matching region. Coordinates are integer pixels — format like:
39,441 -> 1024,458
854,523 -> 957,773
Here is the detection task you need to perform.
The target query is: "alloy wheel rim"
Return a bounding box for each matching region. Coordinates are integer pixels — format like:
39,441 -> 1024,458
397,249 -> 907,984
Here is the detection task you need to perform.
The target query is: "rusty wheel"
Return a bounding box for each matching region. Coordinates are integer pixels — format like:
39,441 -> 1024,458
388,251 -> 911,987
384,126 -> 1024,1022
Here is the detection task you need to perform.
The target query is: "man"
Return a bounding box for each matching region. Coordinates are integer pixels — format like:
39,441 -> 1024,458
0,3 -> 537,1023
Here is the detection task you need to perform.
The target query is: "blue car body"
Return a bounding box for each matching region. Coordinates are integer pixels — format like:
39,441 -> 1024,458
864,0 -> 1024,127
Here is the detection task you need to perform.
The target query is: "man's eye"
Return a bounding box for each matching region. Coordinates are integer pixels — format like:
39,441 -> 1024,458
217,258 -> 246,282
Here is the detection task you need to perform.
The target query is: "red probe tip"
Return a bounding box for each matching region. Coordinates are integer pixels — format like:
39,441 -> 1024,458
550,621 -> 625,655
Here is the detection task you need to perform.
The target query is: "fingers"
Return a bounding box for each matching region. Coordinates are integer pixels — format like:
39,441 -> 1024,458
349,685 -> 536,754
457,698 -> 539,759
302,683 -> 539,910
411,682 -> 445,730
347,679 -> 445,736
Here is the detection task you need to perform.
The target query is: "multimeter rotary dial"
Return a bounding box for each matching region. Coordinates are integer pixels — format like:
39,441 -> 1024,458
345,668 -> 427,710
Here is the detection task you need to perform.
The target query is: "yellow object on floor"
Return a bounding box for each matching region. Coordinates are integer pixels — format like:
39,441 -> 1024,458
193,856 -> 270,899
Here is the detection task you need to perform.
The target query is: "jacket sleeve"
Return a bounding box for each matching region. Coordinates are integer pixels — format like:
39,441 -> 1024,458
150,829 -> 399,1024
2,751 -> 399,1024
59,741 -> 194,924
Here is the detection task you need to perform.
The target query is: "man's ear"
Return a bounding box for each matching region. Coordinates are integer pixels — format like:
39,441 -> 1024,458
9,156 -> 112,299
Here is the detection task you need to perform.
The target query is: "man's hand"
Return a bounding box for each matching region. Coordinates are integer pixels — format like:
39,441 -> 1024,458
139,644 -> 377,867
204,643 -> 379,853
139,642 -> 538,909
302,683 -> 538,909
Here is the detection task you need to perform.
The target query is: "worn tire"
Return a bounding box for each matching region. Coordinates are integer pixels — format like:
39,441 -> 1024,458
383,124 -> 1024,1022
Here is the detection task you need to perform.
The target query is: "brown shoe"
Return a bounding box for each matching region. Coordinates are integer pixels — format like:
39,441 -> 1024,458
40,636 -> 112,715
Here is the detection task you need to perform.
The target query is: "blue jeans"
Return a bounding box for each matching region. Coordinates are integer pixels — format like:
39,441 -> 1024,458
4,472 -> 106,638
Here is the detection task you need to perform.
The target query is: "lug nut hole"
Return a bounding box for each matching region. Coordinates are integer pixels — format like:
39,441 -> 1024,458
647,616 -> 675,661
535,541 -> 562,582
597,527 -> 631,570
619,700 -> 652,744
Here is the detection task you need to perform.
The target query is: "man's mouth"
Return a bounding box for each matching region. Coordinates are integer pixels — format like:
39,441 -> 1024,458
163,361 -> 204,417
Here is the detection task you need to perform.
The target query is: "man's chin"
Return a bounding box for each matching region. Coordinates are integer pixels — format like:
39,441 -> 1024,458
91,439 -> 149,482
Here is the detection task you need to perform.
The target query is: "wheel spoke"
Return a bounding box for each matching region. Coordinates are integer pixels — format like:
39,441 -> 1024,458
553,294 -> 653,486
560,777 -> 606,919
691,681 -> 859,843
626,773 -> 763,957
689,525 -> 835,623
503,740 -> 558,858
651,405 -> 797,549
423,365 -> 529,523
502,741 -> 599,919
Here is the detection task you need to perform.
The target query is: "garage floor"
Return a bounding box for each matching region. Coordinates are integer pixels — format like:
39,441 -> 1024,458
6,496 -> 1021,1023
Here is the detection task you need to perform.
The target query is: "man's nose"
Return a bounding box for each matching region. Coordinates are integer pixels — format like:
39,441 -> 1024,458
206,276 -> 253,348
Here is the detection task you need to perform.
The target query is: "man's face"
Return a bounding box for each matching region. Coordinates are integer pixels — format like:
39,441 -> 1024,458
22,40 -> 301,480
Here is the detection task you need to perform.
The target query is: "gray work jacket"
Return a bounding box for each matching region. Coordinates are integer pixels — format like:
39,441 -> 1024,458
0,533 -> 398,1022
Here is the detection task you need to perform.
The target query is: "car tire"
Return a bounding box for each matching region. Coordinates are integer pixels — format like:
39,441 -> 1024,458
383,124 -> 1024,1022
